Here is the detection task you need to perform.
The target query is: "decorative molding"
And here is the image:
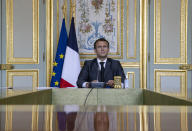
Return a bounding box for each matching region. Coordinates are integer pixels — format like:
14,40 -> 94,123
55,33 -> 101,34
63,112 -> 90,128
32,105 -> 39,131
5,105 -> 13,131
126,72 -> 135,88
140,106 -> 148,131
6,0 -> 39,64
154,0 -> 188,64
154,69 -> 187,98
154,106 -> 188,131
127,0 -> 137,59
46,0 -> 54,86
140,0 -> 148,89
121,62 -> 140,68
6,69 -> 39,90
45,105 -> 53,131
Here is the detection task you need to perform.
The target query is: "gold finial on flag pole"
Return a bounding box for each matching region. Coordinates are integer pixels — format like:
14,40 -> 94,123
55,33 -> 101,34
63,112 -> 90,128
62,4 -> 66,18
72,2 -> 75,17
70,0 -> 76,18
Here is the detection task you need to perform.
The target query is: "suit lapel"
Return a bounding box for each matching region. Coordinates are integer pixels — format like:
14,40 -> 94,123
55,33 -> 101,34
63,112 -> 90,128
92,59 -> 99,80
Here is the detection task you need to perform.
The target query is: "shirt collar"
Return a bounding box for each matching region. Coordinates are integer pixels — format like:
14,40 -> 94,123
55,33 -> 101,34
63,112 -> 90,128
97,58 -> 107,64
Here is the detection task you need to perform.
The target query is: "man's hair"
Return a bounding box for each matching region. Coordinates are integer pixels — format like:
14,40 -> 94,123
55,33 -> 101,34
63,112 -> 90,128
94,38 -> 109,49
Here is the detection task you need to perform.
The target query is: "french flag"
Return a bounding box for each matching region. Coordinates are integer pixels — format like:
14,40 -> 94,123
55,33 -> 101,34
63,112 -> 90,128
60,17 -> 81,88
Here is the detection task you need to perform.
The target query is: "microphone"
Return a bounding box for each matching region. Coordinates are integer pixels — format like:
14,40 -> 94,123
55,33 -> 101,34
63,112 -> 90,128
75,88 -> 94,131
90,64 -> 105,88
83,88 -> 94,106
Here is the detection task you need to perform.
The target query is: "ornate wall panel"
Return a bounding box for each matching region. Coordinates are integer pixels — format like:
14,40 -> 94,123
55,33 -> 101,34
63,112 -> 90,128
5,105 -> 39,131
154,70 -> 187,98
154,107 -> 188,131
126,72 -> 135,88
6,70 -> 39,90
127,0 -> 137,59
6,0 -> 39,64
154,0 -> 188,64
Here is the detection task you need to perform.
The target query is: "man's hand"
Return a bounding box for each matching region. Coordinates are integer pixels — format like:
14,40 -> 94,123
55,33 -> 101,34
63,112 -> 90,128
91,80 -> 97,82
85,82 -> 90,88
106,80 -> 114,87
86,80 -> 98,88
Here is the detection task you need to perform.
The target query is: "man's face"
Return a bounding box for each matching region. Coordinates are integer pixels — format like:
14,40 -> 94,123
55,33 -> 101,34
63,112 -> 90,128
94,41 -> 109,59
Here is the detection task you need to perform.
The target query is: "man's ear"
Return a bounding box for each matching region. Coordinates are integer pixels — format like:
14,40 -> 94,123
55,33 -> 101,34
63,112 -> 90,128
94,49 -> 96,53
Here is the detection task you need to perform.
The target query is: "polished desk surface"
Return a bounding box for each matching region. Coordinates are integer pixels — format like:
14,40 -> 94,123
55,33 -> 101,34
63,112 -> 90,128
0,88 -> 192,131
0,105 -> 192,131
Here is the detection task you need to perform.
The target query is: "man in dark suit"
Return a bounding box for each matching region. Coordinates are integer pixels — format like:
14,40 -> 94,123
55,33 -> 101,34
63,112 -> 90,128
77,38 -> 125,88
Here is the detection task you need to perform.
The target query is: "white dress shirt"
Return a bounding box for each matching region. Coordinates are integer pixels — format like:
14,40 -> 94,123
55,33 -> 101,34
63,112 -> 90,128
82,58 -> 107,88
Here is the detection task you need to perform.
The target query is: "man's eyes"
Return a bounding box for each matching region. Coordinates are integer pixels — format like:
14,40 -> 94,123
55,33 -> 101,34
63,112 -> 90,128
97,46 -> 108,48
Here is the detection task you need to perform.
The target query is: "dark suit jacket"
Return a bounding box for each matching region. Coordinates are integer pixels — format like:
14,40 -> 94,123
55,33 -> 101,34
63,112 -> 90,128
77,58 -> 125,88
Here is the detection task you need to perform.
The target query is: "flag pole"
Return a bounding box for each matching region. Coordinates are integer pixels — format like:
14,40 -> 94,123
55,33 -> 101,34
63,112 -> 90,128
62,4 -> 66,18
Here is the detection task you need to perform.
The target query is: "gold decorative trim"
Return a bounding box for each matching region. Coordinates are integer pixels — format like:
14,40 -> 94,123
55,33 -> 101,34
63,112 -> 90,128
127,72 -> 135,88
73,0 -> 123,59
5,105 -> 12,131
57,0 -> 68,43
32,105 -> 39,131
134,111 -> 137,131
179,64 -> 192,70
0,64 -> 14,70
46,0 -> 53,86
117,112 -> 120,131
185,0 -> 188,65
6,0 -> 13,65
154,69 -> 187,98
33,0 -> 39,64
6,69 -> 39,90
139,106 -> 148,131
70,0 -> 74,22
6,0 -> 39,64
126,0 -> 129,59
121,62 -> 140,68
120,0 -> 124,59
154,106 -> 161,131
154,0 -> 187,64
57,0 -> 59,43
133,0 -> 137,59
125,107 -> 137,131
120,112 -> 124,131
125,107 -> 128,131
143,106 -> 148,131
181,107 -> 188,131
45,105 -> 53,131
69,0 -> 76,26
64,0 -> 68,24
154,107 -> 188,131
140,0 -> 148,89
127,0 -> 137,59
